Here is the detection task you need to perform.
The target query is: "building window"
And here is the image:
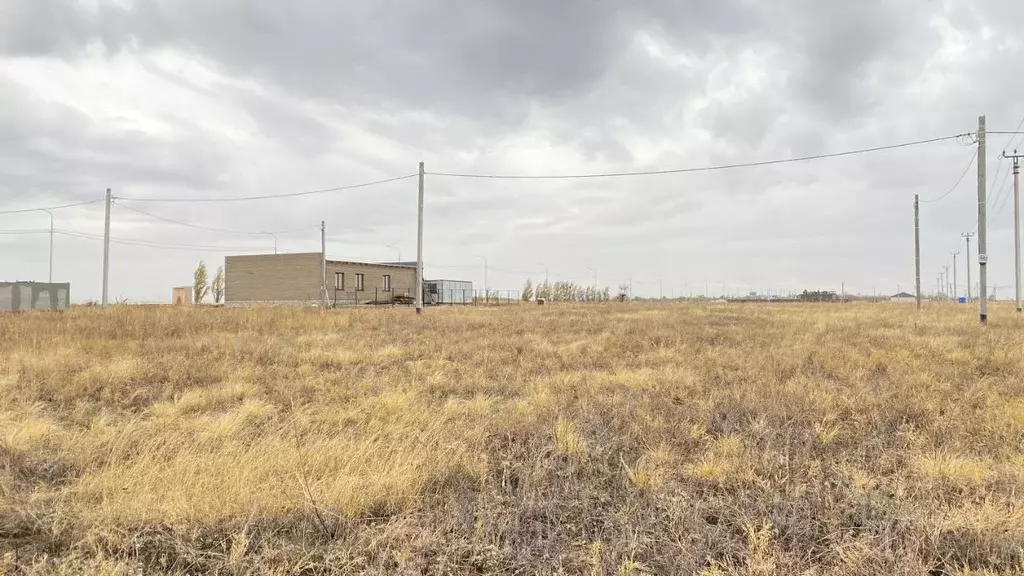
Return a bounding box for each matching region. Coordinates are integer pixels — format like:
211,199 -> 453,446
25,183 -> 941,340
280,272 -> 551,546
335,273 -> 344,290
356,273 -> 364,291
383,275 -> 392,291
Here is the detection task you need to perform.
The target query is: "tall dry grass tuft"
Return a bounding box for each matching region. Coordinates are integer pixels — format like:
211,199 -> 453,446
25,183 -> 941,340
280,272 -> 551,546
1,302 -> 1024,573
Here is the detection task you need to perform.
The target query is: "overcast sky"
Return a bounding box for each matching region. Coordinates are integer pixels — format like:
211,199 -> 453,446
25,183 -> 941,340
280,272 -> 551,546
2,0 -> 1023,302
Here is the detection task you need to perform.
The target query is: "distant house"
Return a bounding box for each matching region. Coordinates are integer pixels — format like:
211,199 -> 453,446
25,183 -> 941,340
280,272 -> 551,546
225,253 -> 416,306
890,292 -> 917,303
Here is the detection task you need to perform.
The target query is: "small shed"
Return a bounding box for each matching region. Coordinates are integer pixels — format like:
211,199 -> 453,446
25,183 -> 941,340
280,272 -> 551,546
424,280 -> 473,305
172,286 -> 194,305
0,282 -> 70,311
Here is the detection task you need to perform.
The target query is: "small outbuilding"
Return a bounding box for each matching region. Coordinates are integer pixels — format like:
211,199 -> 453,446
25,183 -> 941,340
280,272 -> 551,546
172,286 -> 194,305
0,281 -> 70,311
890,292 -> 917,303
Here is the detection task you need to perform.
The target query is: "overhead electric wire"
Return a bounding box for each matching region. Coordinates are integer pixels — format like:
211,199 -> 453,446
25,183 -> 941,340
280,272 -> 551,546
993,180 -> 1016,217
428,134 -> 970,180
986,117 -> 1024,204
115,174 -> 419,203
0,228 -> 51,235
0,198 -> 104,215
54,229 -> 274,252
920,148 -> 978,203
113,201 -> 318,236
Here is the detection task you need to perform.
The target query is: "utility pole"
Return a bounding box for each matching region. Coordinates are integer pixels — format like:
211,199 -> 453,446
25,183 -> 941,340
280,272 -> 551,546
951,251 -> 959,302
36,208 -> 54,283
915,194 -> 921,309
963,232 -> 975,302
102,188 -> 111,307
262,232 -> 278,255
385,244 -> 401,262
978,115 -> 988,323
943,266 -> 950,300
320,221 -> 327,308
1004,149 -> 1023,311
474,254 -> 488,299
416,161 -> 425,314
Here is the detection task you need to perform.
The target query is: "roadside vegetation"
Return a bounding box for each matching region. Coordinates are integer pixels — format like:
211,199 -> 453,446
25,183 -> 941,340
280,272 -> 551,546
2,303 -> 1023,574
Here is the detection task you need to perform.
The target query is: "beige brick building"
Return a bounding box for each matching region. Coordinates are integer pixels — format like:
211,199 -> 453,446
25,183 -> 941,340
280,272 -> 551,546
225,253 -> 416,305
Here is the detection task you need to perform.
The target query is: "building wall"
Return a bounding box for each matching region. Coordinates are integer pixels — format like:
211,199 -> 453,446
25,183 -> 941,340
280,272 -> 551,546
327,261 -> 416,305
224,253 -> 417,304
225,253 -> 322,302
0,282 -> 70,311
172,287 -> 193,305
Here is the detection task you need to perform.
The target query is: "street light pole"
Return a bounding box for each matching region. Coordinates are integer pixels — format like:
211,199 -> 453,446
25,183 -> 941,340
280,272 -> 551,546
474,254 -> 488,300
262,232 -> 278,254
385,245 -> 401,262
39,208 -> 53,283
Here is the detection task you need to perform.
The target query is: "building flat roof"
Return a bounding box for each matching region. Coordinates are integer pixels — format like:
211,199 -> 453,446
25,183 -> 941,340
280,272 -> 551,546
226,253 -> 417,270
326,260 -> 417,269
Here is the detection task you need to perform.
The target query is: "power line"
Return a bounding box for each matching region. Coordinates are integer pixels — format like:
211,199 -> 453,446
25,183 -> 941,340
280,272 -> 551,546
0,198 -> 104,215
113,201 -> 318,236
54,229 -> 274,252
0,228 -> 51,235
993,180 -> 1016,217
986,118 -> 1024,204
115,174 -> 419,203
920,148 -> 978,203
428,134 -> 970,180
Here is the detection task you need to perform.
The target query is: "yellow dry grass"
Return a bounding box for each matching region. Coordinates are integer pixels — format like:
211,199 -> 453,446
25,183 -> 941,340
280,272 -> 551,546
1,302 -> 1024,574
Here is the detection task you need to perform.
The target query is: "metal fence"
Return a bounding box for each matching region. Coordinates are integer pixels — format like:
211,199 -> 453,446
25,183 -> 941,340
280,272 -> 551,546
428,288 -> 474,306
473,290 -> 522,305
331,288 -> 413,307
327,287 -> 524,307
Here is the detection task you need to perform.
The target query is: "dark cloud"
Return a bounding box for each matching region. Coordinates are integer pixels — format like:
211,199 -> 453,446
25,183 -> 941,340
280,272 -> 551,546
0,76 -> 228,203
3,0 -> 1024,301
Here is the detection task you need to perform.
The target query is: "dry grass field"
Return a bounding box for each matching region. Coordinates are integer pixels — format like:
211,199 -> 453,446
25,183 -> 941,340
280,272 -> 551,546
2,302 -> 1024,575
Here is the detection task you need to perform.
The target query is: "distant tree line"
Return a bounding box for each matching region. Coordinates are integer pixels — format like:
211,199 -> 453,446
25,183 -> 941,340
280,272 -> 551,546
193,260 -> 225,304
522,279 -> 613,302
799,290 -> 837,302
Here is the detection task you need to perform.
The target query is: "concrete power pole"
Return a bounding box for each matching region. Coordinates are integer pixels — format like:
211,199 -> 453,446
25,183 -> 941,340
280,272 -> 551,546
102,188 -> 111,307
978,115 -> 988,323
34,208 -> 54,283
963,232 -> 975,302
1004,150 -> 1023,311
474,254 -> 488,300
943,266 -> 950,300
416,161 -> 425,314
320,221 -> 328,308
915,194 -> 921,309
951,251 -> 959,302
